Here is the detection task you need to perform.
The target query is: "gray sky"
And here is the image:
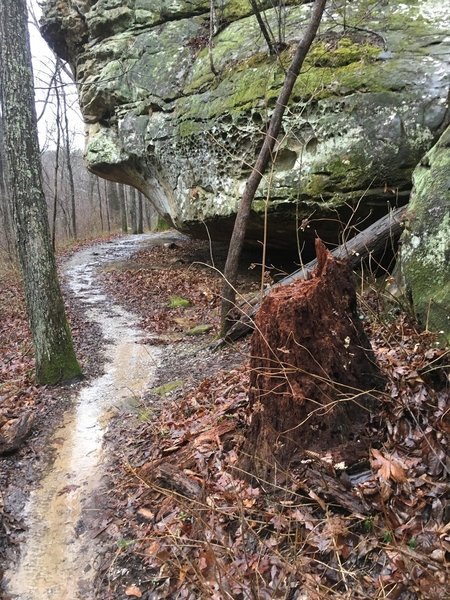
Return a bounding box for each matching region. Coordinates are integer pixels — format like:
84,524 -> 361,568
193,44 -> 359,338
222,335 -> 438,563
28,0 -> 84,150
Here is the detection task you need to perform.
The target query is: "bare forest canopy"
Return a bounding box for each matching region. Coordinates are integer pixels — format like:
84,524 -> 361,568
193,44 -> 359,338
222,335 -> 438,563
0,134 -> 157,259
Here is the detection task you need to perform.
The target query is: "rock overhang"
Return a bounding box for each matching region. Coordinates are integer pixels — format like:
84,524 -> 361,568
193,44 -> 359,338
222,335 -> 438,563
40,0 -> 450,251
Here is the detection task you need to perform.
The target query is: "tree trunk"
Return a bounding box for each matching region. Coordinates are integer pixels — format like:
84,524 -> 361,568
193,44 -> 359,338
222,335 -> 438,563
104,179 -> 111,233
220,0 -> 327,334
51,81 -> 61,249
118,183 -> 128,233
97,176 -> 104,232
240,240 -> 383,482
0,112 -> 15,259
249,0 -> 276,55
129,187 -> 138,234
107,179 -> 121,229
0,0 -> 81,384
60,65 -> 77,240
137,192 -> 144,234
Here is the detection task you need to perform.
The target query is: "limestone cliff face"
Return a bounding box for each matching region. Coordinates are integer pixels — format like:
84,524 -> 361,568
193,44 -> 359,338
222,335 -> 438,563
40,0 -> 450,248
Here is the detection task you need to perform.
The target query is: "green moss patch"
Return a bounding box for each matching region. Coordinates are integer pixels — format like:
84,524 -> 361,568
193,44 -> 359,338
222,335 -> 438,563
168,296 -> 190,309
186,324 -> 213,336
308,35 -> 381,68
150,379 -> 184,396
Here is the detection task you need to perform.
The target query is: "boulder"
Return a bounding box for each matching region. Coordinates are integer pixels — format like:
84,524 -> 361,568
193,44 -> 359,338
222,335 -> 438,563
40,0 -> 450,249
398,125 -> 450,346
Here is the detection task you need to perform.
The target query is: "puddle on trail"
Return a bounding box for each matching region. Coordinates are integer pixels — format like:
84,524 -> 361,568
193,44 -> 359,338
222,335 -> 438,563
6,234 -> 179,599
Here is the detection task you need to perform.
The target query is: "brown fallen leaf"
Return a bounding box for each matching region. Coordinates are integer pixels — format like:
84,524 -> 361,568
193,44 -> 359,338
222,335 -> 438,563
371,449 -> 407,483
137,507 -> 155,521
125,584 -> 142,597
194,421 -> 235,445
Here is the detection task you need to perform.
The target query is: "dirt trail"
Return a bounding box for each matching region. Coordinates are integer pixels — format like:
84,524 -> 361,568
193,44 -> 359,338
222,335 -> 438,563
5,233 -> 181,599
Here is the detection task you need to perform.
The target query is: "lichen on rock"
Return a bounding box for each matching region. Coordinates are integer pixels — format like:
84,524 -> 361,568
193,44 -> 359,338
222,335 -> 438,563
40,0 -> 450,249
398,124 -> 450,345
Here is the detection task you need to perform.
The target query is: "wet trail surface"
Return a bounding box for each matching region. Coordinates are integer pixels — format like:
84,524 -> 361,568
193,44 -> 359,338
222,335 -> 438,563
6,233 -> 179,599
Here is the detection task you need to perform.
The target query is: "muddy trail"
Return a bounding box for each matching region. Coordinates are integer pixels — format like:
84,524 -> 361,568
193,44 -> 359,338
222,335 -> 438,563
4,232 -> 184,600
3,234 -> 448,600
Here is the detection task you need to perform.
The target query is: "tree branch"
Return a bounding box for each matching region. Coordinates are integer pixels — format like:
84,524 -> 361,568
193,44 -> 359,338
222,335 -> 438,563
220,0 -> 328,334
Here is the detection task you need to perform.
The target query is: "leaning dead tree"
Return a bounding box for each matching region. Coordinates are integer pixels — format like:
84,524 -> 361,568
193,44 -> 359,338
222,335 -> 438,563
220,0 -> 328,334
220,204 -> 407,344
239,239 -> 384,481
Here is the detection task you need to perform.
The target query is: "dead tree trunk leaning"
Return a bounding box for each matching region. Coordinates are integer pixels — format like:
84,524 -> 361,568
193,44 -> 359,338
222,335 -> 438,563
249,0 -> 277,55
220,0 -> 327,334
0,0 -> 81,384
240,240 -> 384,482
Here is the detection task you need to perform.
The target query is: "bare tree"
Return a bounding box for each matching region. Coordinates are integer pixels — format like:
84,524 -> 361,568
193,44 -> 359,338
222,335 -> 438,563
0,109 -> 15,258
59,61 -> 77,239
128,186 -> 138,234
118,182 -> 128,233
51,71 -> 61,249
137,191 -> 144,234
96,176 -> 104,232
0,0 -> 81,384
107,179 -> 121,230
220,0 -> 327,333
250,0 -> 277,55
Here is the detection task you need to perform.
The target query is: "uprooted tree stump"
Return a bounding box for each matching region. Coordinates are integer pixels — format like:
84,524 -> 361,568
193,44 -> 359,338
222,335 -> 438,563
240,239 -> 384,482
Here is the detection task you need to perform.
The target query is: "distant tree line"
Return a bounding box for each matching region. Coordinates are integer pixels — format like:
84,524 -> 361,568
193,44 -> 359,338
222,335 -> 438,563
0,111 -> 157,261
40,149 -> 157,245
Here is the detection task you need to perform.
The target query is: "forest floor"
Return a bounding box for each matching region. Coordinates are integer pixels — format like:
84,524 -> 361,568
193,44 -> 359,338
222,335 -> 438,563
0,232 -> 449,599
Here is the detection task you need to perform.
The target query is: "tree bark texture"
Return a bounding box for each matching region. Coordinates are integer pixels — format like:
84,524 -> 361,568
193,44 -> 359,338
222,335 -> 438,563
60,66 -> 77,240
107,179 -> 121,222
137,192 -> 144,234
220,0 -> 327,334
0,0 -> 81,384
221,205 -> 407,344
129,186 -> 138,234
0,113 -> 15,258
240,240 -> 383,481
118,183 -> 128,233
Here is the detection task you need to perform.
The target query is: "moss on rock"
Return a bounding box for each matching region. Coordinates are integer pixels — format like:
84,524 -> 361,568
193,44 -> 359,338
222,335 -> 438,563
400,125 -> 450,345
41,0 -> 450,250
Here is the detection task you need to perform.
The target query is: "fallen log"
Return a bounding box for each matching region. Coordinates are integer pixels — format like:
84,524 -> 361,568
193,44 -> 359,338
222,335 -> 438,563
300,467 -> 372,516
155,463 -> 203,500
219,205 -> 407,345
